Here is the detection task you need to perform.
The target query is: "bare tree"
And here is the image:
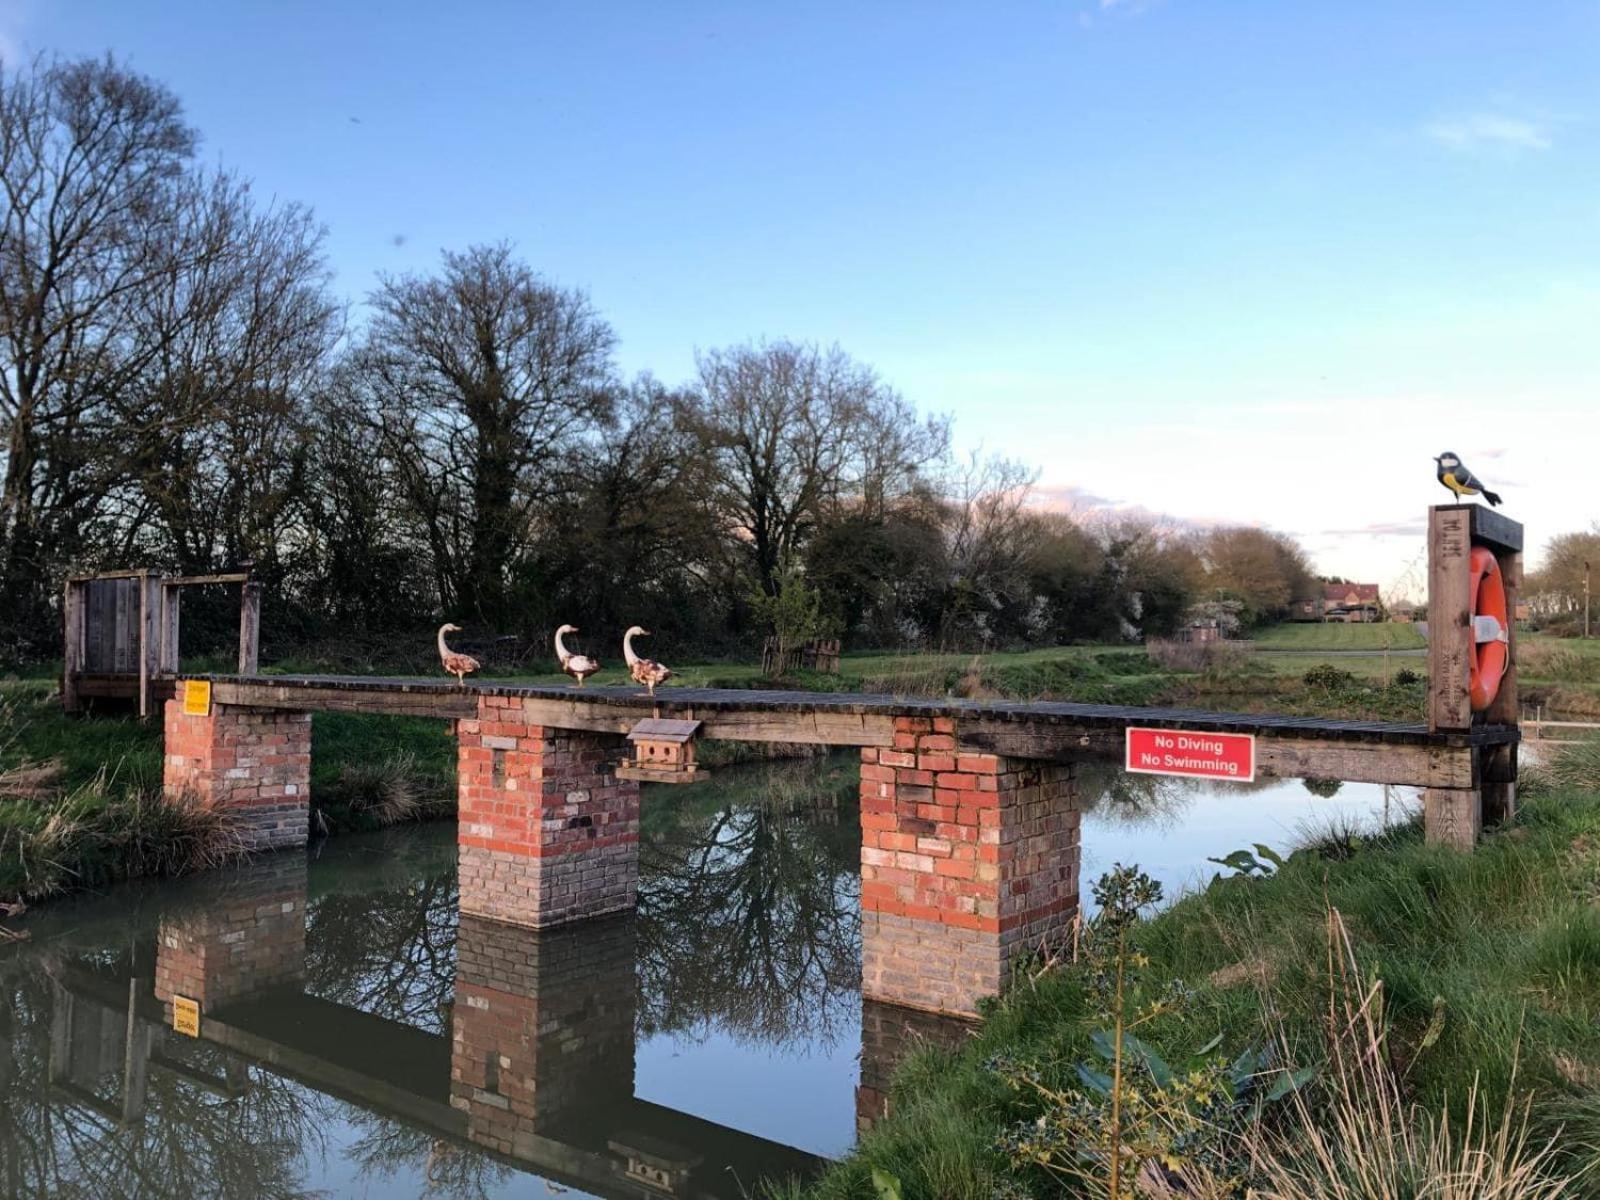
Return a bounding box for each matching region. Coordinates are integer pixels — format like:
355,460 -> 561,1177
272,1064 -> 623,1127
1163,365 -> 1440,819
108,171 -> 340,575
687,340 -> 947,598
351,244 -> 617,621
0,54 -> 196,638
522,374 -> 721,638
935,452 -> 1040,645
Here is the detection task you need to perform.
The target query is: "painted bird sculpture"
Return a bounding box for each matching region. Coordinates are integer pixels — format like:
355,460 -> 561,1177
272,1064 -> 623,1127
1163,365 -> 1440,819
554,624 -> 601,686
436,623 -> 481,687
623,626 -> 672,696
1434,451 -> 1503,507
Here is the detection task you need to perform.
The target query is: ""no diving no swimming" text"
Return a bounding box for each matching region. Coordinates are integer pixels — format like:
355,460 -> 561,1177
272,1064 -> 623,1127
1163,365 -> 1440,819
1124,727 -> 1256,782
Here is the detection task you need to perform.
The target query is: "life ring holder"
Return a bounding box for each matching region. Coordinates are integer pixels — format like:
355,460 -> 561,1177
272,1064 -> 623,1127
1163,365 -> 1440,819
1468,545 -> 1509,712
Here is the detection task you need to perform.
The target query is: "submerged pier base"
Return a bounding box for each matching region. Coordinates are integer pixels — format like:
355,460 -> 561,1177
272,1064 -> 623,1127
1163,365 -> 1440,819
859,716 -> 1081,1017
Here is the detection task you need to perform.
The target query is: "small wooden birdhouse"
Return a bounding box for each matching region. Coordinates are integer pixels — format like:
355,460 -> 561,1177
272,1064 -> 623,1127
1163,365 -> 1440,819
617,718 -> 704,783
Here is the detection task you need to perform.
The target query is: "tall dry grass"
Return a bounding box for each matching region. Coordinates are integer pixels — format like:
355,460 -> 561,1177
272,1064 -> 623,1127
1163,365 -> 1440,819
1518,642 -> 1600,684
1245,909 -> 1574,1199
1522,736 -> 1600,796
0,766 -> 248,902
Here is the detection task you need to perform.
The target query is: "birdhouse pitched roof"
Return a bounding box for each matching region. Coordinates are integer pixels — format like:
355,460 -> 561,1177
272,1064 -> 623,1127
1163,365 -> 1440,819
627,718 -> 702,744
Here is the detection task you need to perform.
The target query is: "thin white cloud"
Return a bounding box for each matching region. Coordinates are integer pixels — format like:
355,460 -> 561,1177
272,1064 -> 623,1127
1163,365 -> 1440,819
1030,482 -> 1118,511
1317,519 -> 1429,539
0,2 -> 28,67
1085,0 -> 1161,18
1425,112 -> 1552,153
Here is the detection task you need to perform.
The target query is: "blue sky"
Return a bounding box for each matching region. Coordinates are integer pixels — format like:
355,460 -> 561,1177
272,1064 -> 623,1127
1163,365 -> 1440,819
5,1 -> 1597,594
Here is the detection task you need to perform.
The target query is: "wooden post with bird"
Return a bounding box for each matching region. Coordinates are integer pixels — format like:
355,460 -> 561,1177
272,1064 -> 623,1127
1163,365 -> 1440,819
1425,498 -> 1522,848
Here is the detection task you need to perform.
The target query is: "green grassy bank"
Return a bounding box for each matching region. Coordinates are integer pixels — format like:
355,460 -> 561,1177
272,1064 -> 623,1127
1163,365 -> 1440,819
0,680 -> 456,903
796,756 -> 1600,1198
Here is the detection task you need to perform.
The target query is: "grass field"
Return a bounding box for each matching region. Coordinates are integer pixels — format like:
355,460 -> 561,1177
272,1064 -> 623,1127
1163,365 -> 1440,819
1252,621 -> 1426,651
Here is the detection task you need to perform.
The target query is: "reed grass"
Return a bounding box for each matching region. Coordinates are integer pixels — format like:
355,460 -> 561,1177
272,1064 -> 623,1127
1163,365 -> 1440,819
0,773 -> 249,901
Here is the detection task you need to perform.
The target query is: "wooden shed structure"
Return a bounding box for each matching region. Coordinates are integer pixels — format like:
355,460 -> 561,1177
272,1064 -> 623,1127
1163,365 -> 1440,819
62,569 -> 261,717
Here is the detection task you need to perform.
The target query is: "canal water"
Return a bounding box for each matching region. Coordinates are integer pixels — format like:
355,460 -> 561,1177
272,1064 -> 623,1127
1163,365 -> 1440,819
0,756 -> 1416,1199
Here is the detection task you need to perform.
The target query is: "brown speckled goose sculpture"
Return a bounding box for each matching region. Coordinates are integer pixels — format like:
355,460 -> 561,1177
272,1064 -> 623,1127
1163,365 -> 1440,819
623,626 -> 672,696
437,623 -> 481,688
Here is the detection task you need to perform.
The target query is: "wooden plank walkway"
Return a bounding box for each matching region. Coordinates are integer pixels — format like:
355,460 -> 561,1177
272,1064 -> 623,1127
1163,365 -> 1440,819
196,674 -> 1518,790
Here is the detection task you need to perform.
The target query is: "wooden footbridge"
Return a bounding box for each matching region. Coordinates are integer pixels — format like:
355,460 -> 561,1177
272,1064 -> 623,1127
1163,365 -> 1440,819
200,673 -> 1511,791
129,506 -> 1528,1016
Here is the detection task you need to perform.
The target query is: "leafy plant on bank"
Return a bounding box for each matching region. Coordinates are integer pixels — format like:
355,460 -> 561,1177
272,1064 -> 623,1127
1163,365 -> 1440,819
750,555 -> 838,679
1207,843 -> 1284,879
992,865 -> 1311,1197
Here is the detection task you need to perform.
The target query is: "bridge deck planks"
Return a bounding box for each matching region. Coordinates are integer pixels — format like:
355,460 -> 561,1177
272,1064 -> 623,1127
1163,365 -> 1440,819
195,674 -> 1516,790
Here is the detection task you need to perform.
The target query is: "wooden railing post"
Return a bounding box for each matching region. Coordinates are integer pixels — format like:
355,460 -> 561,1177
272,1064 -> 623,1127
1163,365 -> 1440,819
238,582 -> 261,675
1427,506 -> 1474,733
1425,505 -> 1523,847
61,580 -> 85,713
159,583 -> 180,675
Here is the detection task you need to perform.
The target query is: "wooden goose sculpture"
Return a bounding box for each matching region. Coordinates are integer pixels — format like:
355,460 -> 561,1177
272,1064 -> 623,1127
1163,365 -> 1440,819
623,626 -> 672,696
554,624 -> 601,686
437,623 -> 481,688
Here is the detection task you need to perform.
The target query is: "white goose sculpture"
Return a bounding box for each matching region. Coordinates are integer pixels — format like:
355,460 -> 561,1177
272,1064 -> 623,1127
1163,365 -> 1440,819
554,624 -> 601,686
623,626 -> 672,696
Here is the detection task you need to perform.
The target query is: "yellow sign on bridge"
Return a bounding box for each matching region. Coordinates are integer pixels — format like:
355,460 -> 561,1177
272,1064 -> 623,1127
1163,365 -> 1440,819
172,994 -> 201,1037
181,679 -> 212,717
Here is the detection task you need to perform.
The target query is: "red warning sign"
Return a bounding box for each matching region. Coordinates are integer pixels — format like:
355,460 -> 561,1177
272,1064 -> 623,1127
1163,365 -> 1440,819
1125,727 -> 1256,782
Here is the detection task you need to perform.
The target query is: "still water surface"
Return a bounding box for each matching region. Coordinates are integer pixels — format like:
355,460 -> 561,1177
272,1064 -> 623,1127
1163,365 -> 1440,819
0,756 -> 1414,1199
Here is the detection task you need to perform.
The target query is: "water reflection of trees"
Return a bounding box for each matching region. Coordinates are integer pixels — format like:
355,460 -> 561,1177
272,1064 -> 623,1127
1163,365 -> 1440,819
0,957 -> 328,1199
637,756 -> 861,1050
0,757 -> 866,1196
1076,762 -> 1200,830
304,871 -> 458,1032
340,1111 -> 511,1200
1076,761 -> 1296,832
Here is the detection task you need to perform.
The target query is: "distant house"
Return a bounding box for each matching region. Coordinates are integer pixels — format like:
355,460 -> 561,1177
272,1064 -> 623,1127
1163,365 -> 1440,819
1293,583 -> 1383,623
1322,583 -> 1382,623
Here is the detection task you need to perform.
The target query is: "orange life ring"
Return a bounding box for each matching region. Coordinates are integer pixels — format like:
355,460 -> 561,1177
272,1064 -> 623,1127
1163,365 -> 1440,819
1468,546 -> 1509,712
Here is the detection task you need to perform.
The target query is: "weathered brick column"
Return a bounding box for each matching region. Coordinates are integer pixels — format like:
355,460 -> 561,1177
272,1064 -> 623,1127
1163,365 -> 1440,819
163,699 -> 311,851
153,853 -> 308,1014
457,696 -> 640,928
860,716 -> 1080,1016
450,913 -> 636,1153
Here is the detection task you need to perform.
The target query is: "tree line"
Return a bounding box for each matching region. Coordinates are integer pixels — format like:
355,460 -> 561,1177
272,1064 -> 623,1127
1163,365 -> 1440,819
0,56 -> 1321,665
1526,527 -> 1599,633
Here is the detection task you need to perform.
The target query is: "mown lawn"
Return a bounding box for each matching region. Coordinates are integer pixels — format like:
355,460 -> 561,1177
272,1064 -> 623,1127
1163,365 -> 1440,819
1252,621 -> 1426,651
253,642 -> 1170,697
